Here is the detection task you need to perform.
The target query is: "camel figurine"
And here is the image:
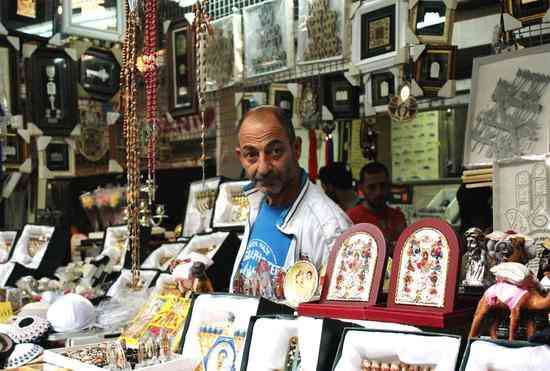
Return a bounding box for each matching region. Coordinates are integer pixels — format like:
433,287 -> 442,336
469,234 -> 543,341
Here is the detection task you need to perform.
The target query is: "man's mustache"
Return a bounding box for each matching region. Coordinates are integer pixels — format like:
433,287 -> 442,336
253,172 -> 279,184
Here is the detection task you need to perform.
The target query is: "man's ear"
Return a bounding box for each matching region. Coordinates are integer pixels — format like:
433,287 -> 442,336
294,136 -> 302,160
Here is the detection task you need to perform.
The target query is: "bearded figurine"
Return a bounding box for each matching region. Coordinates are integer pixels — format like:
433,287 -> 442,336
462,228 -> 490,287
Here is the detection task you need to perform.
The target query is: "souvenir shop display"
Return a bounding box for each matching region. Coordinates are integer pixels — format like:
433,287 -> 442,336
176,231 -> 241,292
409,0 -> 457,45
413,45 -> 457,97
141,242 -> 187,271
242,0 -> 294,78
299,223 -> 387,319
296,0 -> 346,64
461,338 -> 550,371
203,14 -> 243,92
0,230 -> 18,264
463,44 -> 550,168
351,0 -> 408,73
242,315 -> 354,371
79,48 -> 121,101
106,269 -> 159,298
179,293 -> 292,371
182,178 -> 222,237
26,47 -> 79,136
211,180 -> 250,230
333,328 -> 462,371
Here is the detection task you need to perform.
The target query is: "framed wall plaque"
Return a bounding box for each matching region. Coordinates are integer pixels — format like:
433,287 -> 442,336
0,36 -> 20,116
388,218 -> 460,314
351,0 -> 408,73
370,70 -> 396,107
4,128 -> 30,172
414,45 -> 456,96
1,1 -> 54,37
167,17 -> 197,118
61,0 -> 124,42
323,74 -> 360,119
79,48 -> 121,101
269,84 -> 299,120
506,0 -> 550,25
410,0 -> 456,45
37,137 -> 76,178
26,47 -> 78,136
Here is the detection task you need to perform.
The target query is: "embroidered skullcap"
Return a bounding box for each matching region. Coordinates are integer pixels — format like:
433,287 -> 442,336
5,343 -> 43,368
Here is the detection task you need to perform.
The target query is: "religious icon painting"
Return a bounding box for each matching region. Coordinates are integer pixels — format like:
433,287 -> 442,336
506,0 -> 550,25
0,231 -> 17,264
388,218 -> 460,313
167,17 -> 197,118
371,71 -> 396,107
284,261 -> 319,307
410,0 -> 456,45
323,224 -> 387,304
414,45 -> 456,97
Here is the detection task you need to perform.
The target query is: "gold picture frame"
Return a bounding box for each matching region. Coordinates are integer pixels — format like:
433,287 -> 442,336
410,0 -> 456,45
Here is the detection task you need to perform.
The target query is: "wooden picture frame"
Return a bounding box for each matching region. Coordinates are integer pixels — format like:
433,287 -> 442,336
167,17 -> 197,118
388,218 -> 460,314
268,84 -> 298,119
37,137 -> 76,179
0,1 -> 53,31
26,47 -> 78,136
61,0 -> 124,42
414,45 -> 456,96
351,0 -> 408,73
323,74 -> 360,119
371,70 -> 396,107
410,0 -> 456,45
506,0 -> 550,25
0,36 -> 20,116
79,47 -> 121,101
322,223 -> 387,305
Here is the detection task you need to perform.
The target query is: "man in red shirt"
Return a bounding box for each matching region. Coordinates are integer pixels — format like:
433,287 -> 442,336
347,162 -> 406,252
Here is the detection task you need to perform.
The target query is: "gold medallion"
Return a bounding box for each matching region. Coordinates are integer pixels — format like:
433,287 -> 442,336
283,260 -> 319,307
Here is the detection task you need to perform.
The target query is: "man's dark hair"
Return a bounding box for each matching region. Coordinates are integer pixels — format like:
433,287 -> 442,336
359,162 -> 389,183
237,105 -> 296,144
319,162 -> 354,190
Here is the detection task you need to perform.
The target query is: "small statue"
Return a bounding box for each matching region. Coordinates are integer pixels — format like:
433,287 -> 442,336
462,228 -> 489,287
469,234 -> 544,341
191,262 -> 214,293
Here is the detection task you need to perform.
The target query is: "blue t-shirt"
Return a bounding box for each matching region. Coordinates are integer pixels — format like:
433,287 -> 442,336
234,199 -> 292,300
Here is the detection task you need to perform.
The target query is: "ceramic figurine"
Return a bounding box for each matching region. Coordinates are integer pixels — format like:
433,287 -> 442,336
462,228 -> 489,287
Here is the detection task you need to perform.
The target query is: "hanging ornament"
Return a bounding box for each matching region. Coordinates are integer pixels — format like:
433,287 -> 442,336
120,0 -> 141,289
307,128 -> 318,181
387,83 -> 417,122
360,117 -> 378,161
321,120 -> 336,165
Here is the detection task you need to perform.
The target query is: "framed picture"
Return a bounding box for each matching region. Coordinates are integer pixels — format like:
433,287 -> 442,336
388,218 -> 460,314
0,1 -> 54,37
506,0 -> 550,25
26,47 -> 78,136
4,128 -> 30,171
238,92 -> 267,119
0,231 -> 18,264
323,74 -> 360,119
79,48 -> 121,101
414,45 -> 456,96
296,0 -> 346,64
463,44 -> 550,168
37,137 -> 76,178
410,0 -> 456,45
370,70 -> 396,107
351,0 -> 408,73
243,0 -> 294,78
167,17 -> 197,118
269,84 -> 298,119
322,223 -> 387,304
61,0 -> 124,42
0,36 -> 20,116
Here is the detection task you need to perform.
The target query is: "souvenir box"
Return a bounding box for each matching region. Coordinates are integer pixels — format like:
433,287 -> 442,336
459,338 -> 550,371
99,225 -> 151,272
43,344 -> 196,371
3,224 -> 69,286
212,180 -> 250,231
183,177 -> 223,237
298,224 -> 388,320
178,293 -> 293,371
241,315 -> 358,371
332,328 -> 462,371
176,231 -> 241,292
141,242 -> 188,271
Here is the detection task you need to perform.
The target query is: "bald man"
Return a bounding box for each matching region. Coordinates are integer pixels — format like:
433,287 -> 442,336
229,106 -> 351,301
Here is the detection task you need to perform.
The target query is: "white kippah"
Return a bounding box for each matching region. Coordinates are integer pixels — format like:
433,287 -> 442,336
46,293 -> 96,332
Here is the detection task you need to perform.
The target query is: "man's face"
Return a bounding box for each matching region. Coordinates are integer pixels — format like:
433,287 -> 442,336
236,112 -> 301,196
360,171 -> 389,210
